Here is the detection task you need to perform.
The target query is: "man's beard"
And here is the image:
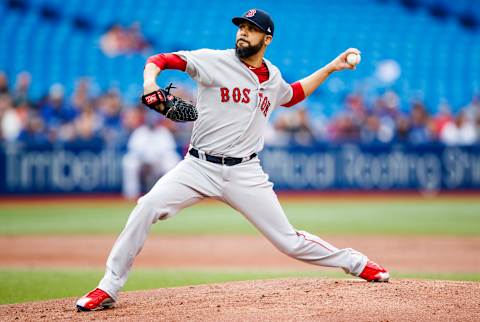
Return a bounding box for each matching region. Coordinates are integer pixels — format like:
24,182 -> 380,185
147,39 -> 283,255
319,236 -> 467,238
235,39 -> 263,59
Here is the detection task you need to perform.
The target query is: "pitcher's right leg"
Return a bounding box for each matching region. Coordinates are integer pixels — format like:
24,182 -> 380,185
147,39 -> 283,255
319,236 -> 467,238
222,161 -> 373,278
224,184 -> 368,276
77,158 -> 218,311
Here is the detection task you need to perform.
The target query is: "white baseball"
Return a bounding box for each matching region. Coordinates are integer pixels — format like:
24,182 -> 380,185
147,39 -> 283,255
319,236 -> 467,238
346,53 -> 361,66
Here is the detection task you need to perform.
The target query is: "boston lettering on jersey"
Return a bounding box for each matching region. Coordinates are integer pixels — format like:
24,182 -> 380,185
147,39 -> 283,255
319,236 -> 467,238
147,52 -> 304,120
220,87 -> 250,103
258,92 -> 271,116
148,49 -> 304,156
219,87 -> 271,116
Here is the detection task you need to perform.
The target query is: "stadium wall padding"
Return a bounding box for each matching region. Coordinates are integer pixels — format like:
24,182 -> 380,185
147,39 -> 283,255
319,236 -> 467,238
0,143 -> 479,194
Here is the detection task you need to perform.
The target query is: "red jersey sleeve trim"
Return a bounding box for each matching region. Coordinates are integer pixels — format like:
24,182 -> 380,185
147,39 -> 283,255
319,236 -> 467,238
146,53 -> 187,71
282,81 -> 306,108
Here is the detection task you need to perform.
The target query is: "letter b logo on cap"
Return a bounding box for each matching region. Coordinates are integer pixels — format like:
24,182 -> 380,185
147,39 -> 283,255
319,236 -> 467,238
245,9 -> 256,17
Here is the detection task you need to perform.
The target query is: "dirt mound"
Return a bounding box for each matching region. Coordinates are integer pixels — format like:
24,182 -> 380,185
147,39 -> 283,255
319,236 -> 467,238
1,278 -> 479,321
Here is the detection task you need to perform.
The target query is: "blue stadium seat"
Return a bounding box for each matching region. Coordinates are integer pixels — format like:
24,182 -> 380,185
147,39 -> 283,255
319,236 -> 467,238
0,0 -> 479,113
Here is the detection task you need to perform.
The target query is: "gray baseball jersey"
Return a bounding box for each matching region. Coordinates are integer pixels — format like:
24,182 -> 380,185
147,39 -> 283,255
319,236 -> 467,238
96,48 -> 370,301
174,49 -> 293,157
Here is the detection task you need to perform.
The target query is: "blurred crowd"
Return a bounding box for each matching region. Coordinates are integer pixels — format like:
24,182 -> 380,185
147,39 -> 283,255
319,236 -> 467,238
267,90 -> 480,147
100,23 -> 152,57
1,71 -> 479,149
0,71 -> 163,147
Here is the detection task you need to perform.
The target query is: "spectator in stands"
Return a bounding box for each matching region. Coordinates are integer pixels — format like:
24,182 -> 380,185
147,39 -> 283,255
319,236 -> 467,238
72,100 -> 103,145
122,104 -> 145,134
461,94 -> 480,143
273,107 -> 315,146
431,100 -> 453,140
327,113 -> 360,142
100,23 -> 151,57
408,101 -> 432,144
71,78 -> 91,111
394,115 -> 411,143
14,99 -> 31,132
344,93 -> 368,142
17,112 -> 49,145
0,72 -> 8,95
440,110 -> 477,145
360,114 -> 382,144
476,117 -> 480,141
464,94 -> 480,125
39,83 -> 78,142
100,24 -> 129,57
345,93 -> 367,120
98,89 -> 125,145
370,91 -> 399,144
0,94 -> 22,142
122,113 -> 180,200
12,71 -> 31,105
126,22 -> 151,53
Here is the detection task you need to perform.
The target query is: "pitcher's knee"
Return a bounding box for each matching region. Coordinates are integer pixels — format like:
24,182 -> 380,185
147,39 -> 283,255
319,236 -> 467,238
274,239 -> 304,257
136,194 -> 173,222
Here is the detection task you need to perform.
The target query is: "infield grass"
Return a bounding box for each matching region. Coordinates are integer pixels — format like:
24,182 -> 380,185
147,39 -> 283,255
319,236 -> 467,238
1,268 -> 479,305
0,197 -> 479,236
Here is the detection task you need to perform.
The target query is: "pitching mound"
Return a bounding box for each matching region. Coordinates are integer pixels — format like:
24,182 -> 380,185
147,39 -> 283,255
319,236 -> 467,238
1,278 -> 479,321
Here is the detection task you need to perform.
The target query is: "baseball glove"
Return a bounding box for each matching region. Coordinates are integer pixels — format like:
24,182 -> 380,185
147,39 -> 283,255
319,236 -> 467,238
141,83 -> 198,122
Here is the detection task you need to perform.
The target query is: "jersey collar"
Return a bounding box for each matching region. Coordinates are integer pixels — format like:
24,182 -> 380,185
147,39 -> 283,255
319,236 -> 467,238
230,49 -> 275,87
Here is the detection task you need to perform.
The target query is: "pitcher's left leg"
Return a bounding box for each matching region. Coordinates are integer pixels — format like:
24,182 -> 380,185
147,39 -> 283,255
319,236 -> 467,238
223,166 -> 367,276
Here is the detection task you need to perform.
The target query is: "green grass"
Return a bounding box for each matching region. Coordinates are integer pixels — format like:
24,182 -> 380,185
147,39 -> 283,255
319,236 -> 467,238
1,198 -> 478,305
1,268 -> 479,305
0,268 -> 327,305
0,198 -> 479,236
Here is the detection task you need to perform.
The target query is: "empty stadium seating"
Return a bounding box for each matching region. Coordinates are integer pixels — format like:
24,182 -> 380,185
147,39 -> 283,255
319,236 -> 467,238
0,0 -> 479,115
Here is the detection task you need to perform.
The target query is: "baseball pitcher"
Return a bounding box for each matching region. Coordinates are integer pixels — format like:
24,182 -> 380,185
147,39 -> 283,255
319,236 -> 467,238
76,9 -> 389,311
